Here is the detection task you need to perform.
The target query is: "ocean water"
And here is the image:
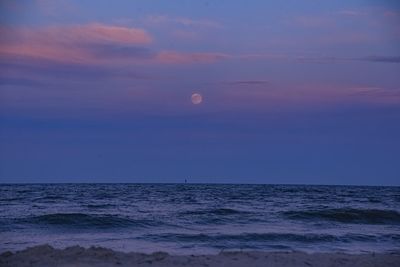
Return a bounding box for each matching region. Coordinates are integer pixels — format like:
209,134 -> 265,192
0,184 -> 399,254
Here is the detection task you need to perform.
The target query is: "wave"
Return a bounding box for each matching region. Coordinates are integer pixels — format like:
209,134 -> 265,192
178,208 -> 254,225
86,204 -> 116,209
180,208 -> 250,216
283,208 -> 400,224
23,213 -> 164,229
144,233 -> 338,243
32,196 -> 66,202
142,232 -> 400,244
0,197 -> 25,202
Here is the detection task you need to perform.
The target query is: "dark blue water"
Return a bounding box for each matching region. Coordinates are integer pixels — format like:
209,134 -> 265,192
1,184 -> 399,254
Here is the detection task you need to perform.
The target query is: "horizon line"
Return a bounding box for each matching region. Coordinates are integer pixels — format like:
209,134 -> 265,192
0,181 -> 399,187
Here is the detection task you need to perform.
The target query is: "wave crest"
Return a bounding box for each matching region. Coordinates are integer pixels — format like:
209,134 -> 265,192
180,208 -> 249,216
283,208 -> 400,224
142,232 -> 400,244
24,213 -> 161,229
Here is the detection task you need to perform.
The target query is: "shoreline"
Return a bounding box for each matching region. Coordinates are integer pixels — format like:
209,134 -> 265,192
1,245 -> 399,267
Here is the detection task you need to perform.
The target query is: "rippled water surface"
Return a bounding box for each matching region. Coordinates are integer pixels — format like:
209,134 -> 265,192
0,184 -> 399,254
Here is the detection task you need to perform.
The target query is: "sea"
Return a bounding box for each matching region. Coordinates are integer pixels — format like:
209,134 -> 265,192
0,184 -> 399,254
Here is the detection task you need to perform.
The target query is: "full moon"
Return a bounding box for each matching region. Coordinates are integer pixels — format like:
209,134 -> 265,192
191,93 -> 203,105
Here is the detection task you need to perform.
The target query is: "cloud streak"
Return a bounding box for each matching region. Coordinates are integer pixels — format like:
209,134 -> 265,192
1,23 -> 152,45
226,80 -> 270,85
337,10 -> 367,16
0,24 -> 153,64
347,87 -> 400,104
146,15 -> 222,28
156,51 -> 229,64
0,24 -> 232,65
358,56 -> 400,63
1,23 -> 399,68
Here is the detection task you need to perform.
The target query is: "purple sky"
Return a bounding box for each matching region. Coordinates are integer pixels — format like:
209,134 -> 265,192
0,0 -> 399,185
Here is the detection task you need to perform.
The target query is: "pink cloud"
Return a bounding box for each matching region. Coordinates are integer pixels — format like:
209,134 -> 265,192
212,82 -> 400,112
0,25 -> 231,65
66,23 -> 152,44
0,43 -> 89,64
0,24 -> 152,64
155,51 -> 230,64
383,10 -> 400,18
146,15 -> 222,28
0,24 -> 152,45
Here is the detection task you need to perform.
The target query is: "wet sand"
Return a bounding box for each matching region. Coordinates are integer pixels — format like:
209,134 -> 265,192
1,245 -> 399,267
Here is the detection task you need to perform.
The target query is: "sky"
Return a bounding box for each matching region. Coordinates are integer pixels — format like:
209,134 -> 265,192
0,0 -> 399,185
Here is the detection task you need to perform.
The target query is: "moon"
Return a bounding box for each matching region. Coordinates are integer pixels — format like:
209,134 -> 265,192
191,93 -> 203,105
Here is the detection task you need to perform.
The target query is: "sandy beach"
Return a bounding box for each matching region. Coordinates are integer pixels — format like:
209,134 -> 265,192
1,245 -> 399,267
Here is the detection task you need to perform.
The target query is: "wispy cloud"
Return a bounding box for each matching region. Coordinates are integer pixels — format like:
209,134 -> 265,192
0,24 -> 231,65
2,24 -> 398,67
337,10 -> 367,16
41,23 -> 153,44
156,51 -> 230,64
348,87 -> 400,104
358,56 -> 400,63
215,82 -> 400,112
0,24 -> 153,64
145,15 -> 222,29
227,80 -> 270,85
294,55 -> 400,64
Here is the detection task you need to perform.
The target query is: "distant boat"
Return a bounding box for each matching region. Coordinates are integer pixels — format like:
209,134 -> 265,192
185,179 -> 187,184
